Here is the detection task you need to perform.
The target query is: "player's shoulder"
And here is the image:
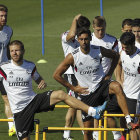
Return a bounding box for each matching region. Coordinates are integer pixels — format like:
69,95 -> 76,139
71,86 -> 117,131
72,47 -> 79,55
24,60 -> 35,65
62,31 -> 69,38
90,45 -> 100,50
0,60 -> 11,67
105,33 -> 117,41
3,25 -> 13,32
3,25 -> 13,37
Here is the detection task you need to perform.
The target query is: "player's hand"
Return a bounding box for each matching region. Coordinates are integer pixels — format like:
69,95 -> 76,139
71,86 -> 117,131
73,85 -> 89,95
38,80 -> 47,89
74,14 -> 82,20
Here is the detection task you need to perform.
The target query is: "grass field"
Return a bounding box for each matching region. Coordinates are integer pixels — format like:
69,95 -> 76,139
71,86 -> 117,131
0,0 -> 140,139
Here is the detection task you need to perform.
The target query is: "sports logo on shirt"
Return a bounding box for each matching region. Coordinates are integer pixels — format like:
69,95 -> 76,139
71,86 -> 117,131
26,69 -> 32,74
79,62 -> 83,66
9,71 -> 14,78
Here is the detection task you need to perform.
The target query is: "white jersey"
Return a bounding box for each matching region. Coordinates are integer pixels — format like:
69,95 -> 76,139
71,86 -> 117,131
121,48 -> 140,99
135,41 -> 140,49
0,60 -> 40,113
118,39 -> 122,53
118,40 -> 140,53
0,25 -> 13,63
91,33 -> 118,74
62,31 -> 79,74
71,45 -> 105,95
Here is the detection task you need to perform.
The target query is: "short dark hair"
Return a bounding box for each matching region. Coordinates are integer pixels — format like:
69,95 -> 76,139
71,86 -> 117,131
0,4 -> 8,12
9,40 -> 25,50
132,19 -> 140,27
93,16 -> 106,27
77,16 -> 90,29
120,32 -> 135,45
122,18 -> 133,28
77,27 -> 91,38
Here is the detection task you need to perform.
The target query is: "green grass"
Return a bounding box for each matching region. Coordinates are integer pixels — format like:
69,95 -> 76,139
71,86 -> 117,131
0,0 -> 140,139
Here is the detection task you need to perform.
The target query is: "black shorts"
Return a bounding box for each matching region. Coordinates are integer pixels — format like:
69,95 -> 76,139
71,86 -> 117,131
126,97 -> 137,114
64,74 -> 78,98
80,80 -> 110,122
0,81 -> 7,95
80,80 -> 122,122
14,91 -> 55,140
106,94 -> 122,114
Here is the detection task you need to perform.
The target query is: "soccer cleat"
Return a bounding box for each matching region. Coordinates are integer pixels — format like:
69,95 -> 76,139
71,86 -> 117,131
119,135 -> 125,140
127,122 -> 139,130
9,125 -> 16,136
93,101 -> 108,120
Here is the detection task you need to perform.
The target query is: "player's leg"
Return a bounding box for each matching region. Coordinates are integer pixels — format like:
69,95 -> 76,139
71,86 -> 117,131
63,74 -> 77,139
76,110 -> 84,128
106,94 -> 122,140
109,81 -> 139,138
108,81 -> 129,116
63,108 -> 76,139
92,119 -> 99,140
125,97 -> 139,140
50,90 -> 107,119
0,81 -> 15,136
83,119 -> 94,140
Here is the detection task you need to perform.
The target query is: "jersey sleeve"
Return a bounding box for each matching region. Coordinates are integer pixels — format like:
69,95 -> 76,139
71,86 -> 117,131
0,67 -> 6,80
31,66 -> 40,81
61,31 -> 69,43
112,39 -> 119,53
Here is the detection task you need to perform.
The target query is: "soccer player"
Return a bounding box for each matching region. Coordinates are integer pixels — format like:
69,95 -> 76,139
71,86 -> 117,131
90,16 -> 122,140
132,19 -> 140,49
116,32 -> 140,140
0,40 -> 107,140
118,18 -> 133,52
53,28 -> 138,140
61,14 -> 90,140
0,4 -> 15,136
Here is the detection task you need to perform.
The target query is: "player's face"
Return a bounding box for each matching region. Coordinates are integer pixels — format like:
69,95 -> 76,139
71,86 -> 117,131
122,25 -> 132,33
0,11 -> 7,27
10,45 -> 24,64
93,25 -> 106,39
78,33 -> 91,51
132,27 -> 140,41
121,44 -> 134,55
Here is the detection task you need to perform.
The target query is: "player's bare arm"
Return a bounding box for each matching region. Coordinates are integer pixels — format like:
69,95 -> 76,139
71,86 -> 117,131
100,46 -> 120,79
66,14 -> 81,41
53,53 -> 88,94
115,53 -> 124,87
35,76 -> 47,89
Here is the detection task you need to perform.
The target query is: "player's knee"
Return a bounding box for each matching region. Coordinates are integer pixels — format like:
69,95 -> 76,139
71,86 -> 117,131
56,90 -> 67,100
110,81 -> 123,95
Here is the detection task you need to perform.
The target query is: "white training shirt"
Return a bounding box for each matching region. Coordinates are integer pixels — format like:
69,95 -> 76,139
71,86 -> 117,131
71,45 -> 105,95
0,25 -> 13,63
0,60 -> 40,113
121,48 -> 140,99
118,40 -> 140,53
118,39 -> 122,53
91,33 -> 119,75
61,31 -> 79,74
135,41 -> 140,49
